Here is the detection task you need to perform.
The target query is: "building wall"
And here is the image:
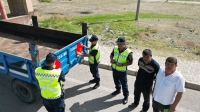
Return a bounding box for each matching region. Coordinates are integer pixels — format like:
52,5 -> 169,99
7,0 -> 33,16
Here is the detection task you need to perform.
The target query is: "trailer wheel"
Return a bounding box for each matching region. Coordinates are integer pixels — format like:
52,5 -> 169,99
11,78 -> 40,104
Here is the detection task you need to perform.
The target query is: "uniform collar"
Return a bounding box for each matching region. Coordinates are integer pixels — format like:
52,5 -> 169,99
42,66 -> 54,70
118,46 -> 127,53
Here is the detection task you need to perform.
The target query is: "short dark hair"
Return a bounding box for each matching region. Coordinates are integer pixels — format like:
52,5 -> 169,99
142,49 -> 152,56
166,57 -> 177,64
45,59 -> 54,65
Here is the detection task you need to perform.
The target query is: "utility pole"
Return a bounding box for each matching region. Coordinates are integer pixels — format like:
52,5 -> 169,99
0,0 -> 8,19
135,0 -> 141,20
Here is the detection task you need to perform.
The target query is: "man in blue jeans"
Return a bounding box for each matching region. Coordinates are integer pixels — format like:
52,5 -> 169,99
129,49 -> 160,112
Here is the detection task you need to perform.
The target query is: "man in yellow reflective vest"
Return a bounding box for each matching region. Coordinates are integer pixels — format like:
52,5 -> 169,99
35,53 -> 66,112
77,35 -> 101,89
110,37 -> 133,104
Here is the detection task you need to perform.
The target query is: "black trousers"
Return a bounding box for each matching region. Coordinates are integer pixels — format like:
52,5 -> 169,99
89,63 -> 100,83
43,97 -> 65,112
112,69 -> 129,97
134,85 -> 151,111
152,99 -> 171,112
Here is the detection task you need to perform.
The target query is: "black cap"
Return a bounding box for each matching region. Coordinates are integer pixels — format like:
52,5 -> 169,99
46,53 -> 57,62
89,35 -> 98,42
116,37 -> 126,44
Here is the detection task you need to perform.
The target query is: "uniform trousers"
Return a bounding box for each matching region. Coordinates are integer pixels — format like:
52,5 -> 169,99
112,68 -> 129,97
43,97 -> 65,112
89,63 -> 100,83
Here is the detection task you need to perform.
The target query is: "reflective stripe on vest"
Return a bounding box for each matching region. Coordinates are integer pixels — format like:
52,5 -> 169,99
89,43 -> 100,64
35,67 -> 62,99
112,46 -> 131,72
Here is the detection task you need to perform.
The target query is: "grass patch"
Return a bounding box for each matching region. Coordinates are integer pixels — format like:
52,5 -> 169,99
39,12 -> 200,59
192,48 -> 200,56
39,12 -> 184,34
131,39 -> 200,60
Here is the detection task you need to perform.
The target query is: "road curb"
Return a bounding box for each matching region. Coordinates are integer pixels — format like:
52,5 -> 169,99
81,60 -> 200,91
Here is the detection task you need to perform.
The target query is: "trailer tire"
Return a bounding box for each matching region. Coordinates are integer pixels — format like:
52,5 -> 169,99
11,78 -> 40,104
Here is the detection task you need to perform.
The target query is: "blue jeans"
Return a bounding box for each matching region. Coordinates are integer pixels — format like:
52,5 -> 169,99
89,63 -> 100,82
43,97 -> 65,112
134,85 -> 151,111
112,69 -> 129,97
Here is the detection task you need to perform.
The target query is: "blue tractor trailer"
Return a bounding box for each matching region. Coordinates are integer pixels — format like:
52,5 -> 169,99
0,16 -> 88,103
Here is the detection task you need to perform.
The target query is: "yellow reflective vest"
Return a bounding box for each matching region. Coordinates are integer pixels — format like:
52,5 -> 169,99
89,44 -> 100,64
35,67 -> 62,99
112,46 -> 131,72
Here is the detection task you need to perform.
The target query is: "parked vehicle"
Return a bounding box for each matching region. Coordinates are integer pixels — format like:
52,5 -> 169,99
0,17 -> 88,103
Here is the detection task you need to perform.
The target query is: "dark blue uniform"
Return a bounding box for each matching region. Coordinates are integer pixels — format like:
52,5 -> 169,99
89,45 -> 100,83
110,47 -> 133,97
41,66 -> 66,112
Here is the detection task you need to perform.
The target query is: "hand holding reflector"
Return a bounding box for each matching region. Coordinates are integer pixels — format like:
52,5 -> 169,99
76,42 -> 83,55
55,59 -> 61,69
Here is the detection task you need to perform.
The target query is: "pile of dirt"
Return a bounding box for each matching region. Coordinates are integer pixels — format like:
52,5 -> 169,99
0,32 -> 64,59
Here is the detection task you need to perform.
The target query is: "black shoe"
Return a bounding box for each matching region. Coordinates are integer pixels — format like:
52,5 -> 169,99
128,103 -> 138,108
111,90 -> 121,96
123,97 -> 128,104
92,83 -> 100,89
89,79 -> 96,83
140,110 -> 147,112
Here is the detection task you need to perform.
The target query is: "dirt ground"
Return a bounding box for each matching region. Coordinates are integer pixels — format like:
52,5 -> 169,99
2,0 -> 200,60
0,32 -> 64,59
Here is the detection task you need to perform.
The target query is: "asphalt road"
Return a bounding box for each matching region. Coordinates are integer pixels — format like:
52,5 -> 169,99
0,64 -> 199,112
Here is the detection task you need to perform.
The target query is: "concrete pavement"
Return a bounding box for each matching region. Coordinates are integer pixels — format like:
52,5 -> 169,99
0,64 -> 199,112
